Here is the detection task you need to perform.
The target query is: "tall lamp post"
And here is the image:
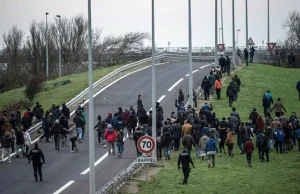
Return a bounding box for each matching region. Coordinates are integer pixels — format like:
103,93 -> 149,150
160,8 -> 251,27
221,0 -> 224,44
232,0 -> 236,68
87,0 -> 95,193
245,0 -> 249,50
188,0 -> 193,106
214,0 -> 218,66
56,15 -> 62,78
45,12 -> 49,80
219,28 -> 222,44
237,29 -> 241,49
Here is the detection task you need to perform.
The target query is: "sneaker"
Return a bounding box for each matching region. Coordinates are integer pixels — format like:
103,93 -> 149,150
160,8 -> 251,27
208,164 -> 211,168
40,178 -> 43,182
103,145 -> 107,148
118,153 -> 121,158
70,150 -> 75,153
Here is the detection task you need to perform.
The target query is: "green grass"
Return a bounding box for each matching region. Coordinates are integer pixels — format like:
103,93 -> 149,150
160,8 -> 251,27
137,64 -> 300,194
0,65 -> 122,111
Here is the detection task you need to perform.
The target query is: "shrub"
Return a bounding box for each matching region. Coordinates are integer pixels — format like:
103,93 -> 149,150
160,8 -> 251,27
23,75 -> 45,102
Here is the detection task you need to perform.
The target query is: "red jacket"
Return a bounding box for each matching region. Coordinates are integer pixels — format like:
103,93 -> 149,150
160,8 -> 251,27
244,140 -> 254,153
122,112 -> 130,125
104,128 -> 117,142
256,115 -> 264,132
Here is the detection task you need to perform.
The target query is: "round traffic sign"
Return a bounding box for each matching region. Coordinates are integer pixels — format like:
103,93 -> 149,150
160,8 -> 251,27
137,136 -> 155,154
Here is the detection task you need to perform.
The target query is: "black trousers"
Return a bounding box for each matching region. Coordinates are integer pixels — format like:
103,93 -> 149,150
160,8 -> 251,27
246,152 -> 252,165
261,151 -> 269,162
229,96 -> 234,105
33,163 -> 42,179
297,139 -> 300,152
275,141 -> 283,154
216,89 -> 221,100
298,89 -> 300,101
204,88 -> 210,100
263,106 -> 268,118
219,142 -> 225,153
182,166 -> 190,184
54,134 -> 60,148
174,138 -> 180,150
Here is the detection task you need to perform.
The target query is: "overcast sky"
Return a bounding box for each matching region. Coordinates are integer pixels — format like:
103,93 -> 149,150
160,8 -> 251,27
1,0 -> 299,48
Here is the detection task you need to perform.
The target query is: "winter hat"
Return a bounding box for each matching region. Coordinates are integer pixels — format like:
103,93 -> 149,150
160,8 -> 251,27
253,108 -> 257,111
107,124 -> 112,129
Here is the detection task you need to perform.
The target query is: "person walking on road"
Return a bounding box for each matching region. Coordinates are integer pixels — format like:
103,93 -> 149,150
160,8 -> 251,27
244,137 -> 254,167
215,76 -> 222,100
27,143 -> 45,182
250,46 -> 256,63
64,122 -> 78,152
244,48 -> 249,66
178,89 -> 185,104
116,129 -> 124,158
0,132 -> 14,163
73,112 -> 84,142
104,124 -> 117,155
15,128 -> 25,158
22,128 -> 31,156
178,149 -> 194,185
52,120 -> 62,150
201,76 -> 210,100
133,126 -> 144,157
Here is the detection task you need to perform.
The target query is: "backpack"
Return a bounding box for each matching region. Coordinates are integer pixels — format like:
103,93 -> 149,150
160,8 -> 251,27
263,96 -> 269,107
163,131 -> 172,145
156,136 -> 162,148
235,78 -> 241,86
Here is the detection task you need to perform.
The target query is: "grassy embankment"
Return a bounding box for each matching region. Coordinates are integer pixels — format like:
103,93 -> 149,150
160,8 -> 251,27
137,64 -> 300,194
0,65 -> 122,112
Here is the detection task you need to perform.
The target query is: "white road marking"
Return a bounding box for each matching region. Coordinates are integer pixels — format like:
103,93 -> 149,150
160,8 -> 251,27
157,95 -> 166,103
167,78 -> 184,92
185,70 -> 199,77
53,180 -> 75,194
80,153 -> 109,175
200,64 -> 212,69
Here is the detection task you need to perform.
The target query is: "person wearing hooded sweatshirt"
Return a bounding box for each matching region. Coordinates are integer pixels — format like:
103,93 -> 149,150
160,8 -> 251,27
226,81 -> 235,107
206,135 -> 218,168
42,113 -> 51,142
116,129 -> 124,158
244,137 -> 255,167
178,89 -> 185,104
52,119 -> 62,150
61,104 -> 70,120
122,109 -> 130,136
105,112 -> 113,124
256,115 -> 265,133
128,114 -> 137,140
199,133 -> 209,160
274,124 -> 285,154
249,108 -> 259,126
271,98 -> 286,117
104,124 -> 117,155
208,71 -> 216,95
9,114 -> 17,130
0,132 -> 14,163
225,128 -> 235,157
22,128 -> 31,156
73,113 -> 84,142
265,90 -> 274,112
256,130 -> 264,160
214,76 -> 222,100
201,76 -> 210,100
260,133 -> 270,162
22,112 -> 32,130
182,131 -> 195,156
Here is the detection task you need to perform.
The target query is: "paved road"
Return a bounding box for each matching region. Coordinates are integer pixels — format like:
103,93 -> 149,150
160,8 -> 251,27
0,61 -> 212,194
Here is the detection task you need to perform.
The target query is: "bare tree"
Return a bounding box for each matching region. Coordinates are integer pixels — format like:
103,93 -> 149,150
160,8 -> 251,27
283,10 -> 300,51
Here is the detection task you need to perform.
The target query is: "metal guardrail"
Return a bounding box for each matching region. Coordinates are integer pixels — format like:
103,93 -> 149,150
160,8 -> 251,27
96,160 -> 145,194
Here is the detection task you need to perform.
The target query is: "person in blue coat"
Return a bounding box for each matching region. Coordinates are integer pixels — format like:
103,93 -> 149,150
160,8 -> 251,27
206,135 -> 218,168
296,127 -> 300,152
274,125 -> 285,154
296,81 -> 300,101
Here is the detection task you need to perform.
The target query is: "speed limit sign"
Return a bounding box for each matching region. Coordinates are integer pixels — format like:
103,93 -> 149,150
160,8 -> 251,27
137,136 -> 155,154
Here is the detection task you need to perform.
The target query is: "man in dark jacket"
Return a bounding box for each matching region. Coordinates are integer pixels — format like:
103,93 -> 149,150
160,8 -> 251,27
178,89 -> 185,104
225,56 -> 231,76
42,114 -> 51,142
0,132 -> 14,163
219,55 -> 226,74
296,80 -> 300,101
227,81 -> 235,107
192,124 -> 201,158
133,127 -> 144,156
244,48 -> 249,66
182,131 -> 195,155
73,113 -> 84,142
15,128 -> 25,158
137,95 -> 143,109
201,76 -> 210,100
163,127 -> 173,160
61,104 -> 70,120
208,71 -> 216,95
172,120 -> 181,151
52,120 -> 62,150
59,116 -> 69,147
22,112 -> 32,130
52,106 -> 61,121
178,149 -> 194,185
27,143 -> 45,182
250,46 -> 255,63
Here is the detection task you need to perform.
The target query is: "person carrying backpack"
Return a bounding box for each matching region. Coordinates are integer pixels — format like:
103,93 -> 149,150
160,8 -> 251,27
274,125 -> 285,154
163,128 -> 173,160
256,131 -> 264,160
172,120 -> 182,151
104,124 -> 117,155
156,131 -> 163,160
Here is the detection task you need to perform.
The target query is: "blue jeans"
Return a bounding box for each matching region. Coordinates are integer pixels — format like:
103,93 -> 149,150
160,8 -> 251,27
195,144 -> 200,158
76,127 -> 83,140
164,145 -> 171,158
117,142 -> 124,154
238,140 -> 245,153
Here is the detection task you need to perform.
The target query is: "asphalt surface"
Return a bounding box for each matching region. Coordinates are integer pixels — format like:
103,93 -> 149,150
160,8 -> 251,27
0,61 -> 212,194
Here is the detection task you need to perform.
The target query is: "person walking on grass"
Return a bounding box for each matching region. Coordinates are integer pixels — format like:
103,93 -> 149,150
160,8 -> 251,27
226,80 -> 235,107
208,71 -> 216,95
199,133 -> 208,160
206,135 -> 218,168
116,129 -> 124,158
178,149 -> 194,185
271,98 -> 286,117
244,137 -> 254,167
274,124 -> 284,154
260,133 -> 270,162
214,76 -> 222,100
182,131 -> 195,156
104,124 -> 117,155
296,127 -> 300,152
201,76 -> 210,100
225,128 -> 235,158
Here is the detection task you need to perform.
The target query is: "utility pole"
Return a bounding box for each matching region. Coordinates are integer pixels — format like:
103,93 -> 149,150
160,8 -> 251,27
245,0 -> 249,50
214,0 -> 218,66
221,0 -> 224,44
45,12 -> 49,80
232,0 -> 236,68
188,0 -> 193,107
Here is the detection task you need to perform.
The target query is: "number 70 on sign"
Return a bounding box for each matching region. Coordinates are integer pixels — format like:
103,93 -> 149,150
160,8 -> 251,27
137,136 -> 155,154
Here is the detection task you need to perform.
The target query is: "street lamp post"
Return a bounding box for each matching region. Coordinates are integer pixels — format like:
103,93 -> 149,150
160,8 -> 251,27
87,0 -> 95,193
237,29 -> 241,48
232,0 -> 236,69
151,0 -> 157,158
267,0 -> 270,44
214,0 -> 218,66
221,0 -> 224,44
219,28 -> 222,44
56,15 -> 62,78
188,0 -> 193,107
245,0 -> 249,50
45,12 -> 49,80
